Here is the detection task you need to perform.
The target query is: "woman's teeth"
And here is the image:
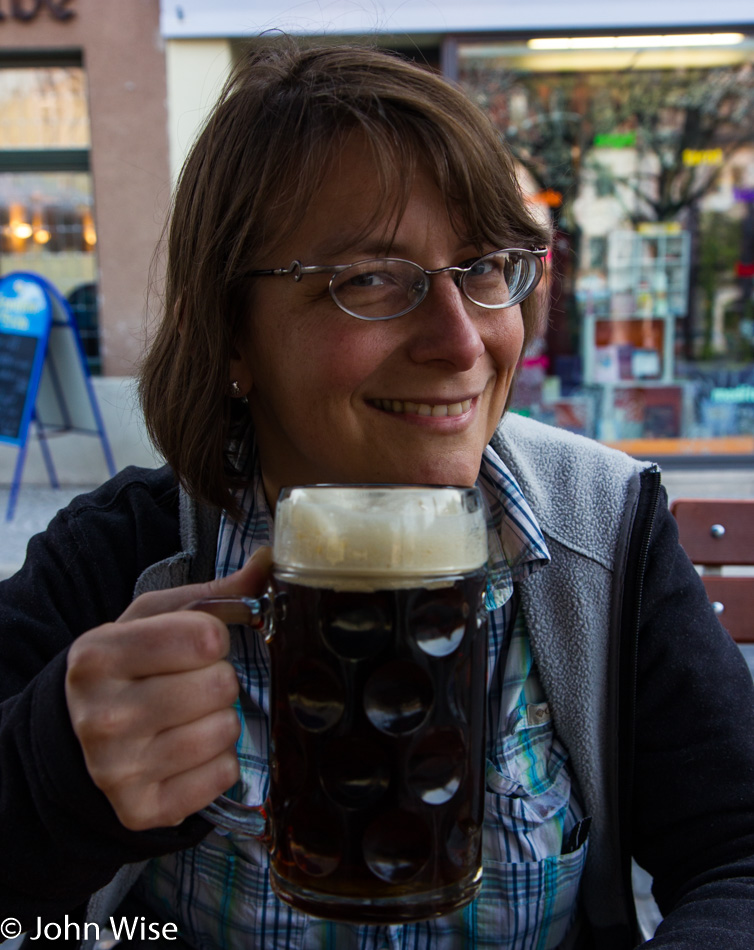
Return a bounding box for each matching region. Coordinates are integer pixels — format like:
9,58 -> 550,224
374,398 -> 472,417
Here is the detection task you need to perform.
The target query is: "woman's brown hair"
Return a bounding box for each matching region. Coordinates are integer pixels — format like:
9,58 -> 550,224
139,39 -> 551,513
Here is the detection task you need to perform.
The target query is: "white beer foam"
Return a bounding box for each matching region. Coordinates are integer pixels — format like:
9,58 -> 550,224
274,486 -> 487,582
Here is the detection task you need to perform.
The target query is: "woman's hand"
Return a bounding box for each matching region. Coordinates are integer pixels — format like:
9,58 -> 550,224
64,549 -> 272,831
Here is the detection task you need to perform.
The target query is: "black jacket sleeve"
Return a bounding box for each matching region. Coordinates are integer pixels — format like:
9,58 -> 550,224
0,467 -> 210,928
631,490 -> 754,947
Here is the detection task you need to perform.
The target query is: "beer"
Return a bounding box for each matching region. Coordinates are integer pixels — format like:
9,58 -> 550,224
267,486 -> 488,921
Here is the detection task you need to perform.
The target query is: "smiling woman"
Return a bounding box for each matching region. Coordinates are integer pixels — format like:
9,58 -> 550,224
139,42 -> 550,515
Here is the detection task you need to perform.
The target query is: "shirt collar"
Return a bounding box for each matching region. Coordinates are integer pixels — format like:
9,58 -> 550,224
478,442 -> 550,610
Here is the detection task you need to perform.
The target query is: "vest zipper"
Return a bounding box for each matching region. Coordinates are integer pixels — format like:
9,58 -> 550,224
631,464 -> 662,708
618,463 -> 662,947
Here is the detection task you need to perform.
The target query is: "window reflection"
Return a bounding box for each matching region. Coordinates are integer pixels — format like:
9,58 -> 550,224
0,172 -> 96,255
0,66 -> 90,149
458,37 -> 754,453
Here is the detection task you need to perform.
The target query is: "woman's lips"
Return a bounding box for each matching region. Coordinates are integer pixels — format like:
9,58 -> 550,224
370,398 -> 473,417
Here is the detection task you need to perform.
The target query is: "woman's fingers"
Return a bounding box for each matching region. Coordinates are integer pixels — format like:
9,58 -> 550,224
64,554 -> 275,831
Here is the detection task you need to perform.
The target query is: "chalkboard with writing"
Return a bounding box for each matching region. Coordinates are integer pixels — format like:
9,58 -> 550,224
0,332 -> 41,441
0,274 -> 52,447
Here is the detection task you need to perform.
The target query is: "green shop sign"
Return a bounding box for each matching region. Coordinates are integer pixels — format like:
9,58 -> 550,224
593,132 -> 637,149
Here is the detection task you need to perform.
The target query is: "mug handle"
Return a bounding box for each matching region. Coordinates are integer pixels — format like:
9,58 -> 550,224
188,595 -> 274,839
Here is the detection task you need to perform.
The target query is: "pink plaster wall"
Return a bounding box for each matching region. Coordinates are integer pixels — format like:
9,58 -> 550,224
1,0 -> 170,375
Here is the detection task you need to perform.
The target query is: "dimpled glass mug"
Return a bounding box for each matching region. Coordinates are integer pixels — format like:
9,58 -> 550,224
191,485 -> 489,923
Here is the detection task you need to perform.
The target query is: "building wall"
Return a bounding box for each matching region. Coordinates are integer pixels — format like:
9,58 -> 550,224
165,38 -> 232,182
0,0 -> 171,376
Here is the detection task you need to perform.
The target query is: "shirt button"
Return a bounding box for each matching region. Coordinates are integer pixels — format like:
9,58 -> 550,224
528,702 -> 550,725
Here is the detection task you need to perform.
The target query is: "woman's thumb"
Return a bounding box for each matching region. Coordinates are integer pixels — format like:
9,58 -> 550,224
209,546 -> 273,598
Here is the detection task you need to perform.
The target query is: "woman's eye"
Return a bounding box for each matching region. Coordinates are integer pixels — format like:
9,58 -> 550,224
460,254 -> 501,276
348,271 -> 389,288
466,258 -> 499,278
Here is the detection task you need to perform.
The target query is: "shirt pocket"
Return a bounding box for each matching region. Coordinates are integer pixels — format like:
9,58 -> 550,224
474,701 -> 590,948
486,701 -> 576,835
469,839 -> 589,950
490,700 -> 569,793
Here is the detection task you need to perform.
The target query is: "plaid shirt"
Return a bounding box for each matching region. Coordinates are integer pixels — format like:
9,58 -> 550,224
136,442 -> 589,949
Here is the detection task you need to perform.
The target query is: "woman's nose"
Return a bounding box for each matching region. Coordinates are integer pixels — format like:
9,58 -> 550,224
406,274 -> 485,369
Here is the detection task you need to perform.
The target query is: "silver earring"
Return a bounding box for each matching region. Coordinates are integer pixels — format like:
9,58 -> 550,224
229,380 -> 243,398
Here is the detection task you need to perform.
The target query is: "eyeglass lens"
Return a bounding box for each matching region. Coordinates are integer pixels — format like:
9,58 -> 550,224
329,250 -> 537,320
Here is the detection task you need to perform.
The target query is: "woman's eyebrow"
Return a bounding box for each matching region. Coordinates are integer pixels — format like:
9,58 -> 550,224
309,235 -> 480,263
308,233 -> 395,262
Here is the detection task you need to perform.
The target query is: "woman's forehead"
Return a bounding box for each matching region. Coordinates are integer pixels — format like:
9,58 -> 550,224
264,139 -> 470,262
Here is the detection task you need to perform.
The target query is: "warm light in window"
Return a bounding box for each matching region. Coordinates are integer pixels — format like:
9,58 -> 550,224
528,33 -> 746,50
33,228 -> 51,244
11,222 -> 33,239
81,210 -> 97,247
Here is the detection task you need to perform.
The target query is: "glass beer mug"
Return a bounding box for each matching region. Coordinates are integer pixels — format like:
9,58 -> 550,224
191,485 -> 489,923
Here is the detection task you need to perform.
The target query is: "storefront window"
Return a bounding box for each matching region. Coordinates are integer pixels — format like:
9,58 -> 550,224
457,33 -> 754,457
0,64 -> 90,148
0,62 -> 100,373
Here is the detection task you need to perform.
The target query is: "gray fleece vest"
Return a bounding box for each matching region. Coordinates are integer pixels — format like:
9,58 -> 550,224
85,413 -> 651,946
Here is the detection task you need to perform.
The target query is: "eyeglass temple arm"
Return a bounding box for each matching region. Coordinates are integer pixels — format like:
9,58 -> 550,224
249,261 -> 344,281
248,264 -> 298,277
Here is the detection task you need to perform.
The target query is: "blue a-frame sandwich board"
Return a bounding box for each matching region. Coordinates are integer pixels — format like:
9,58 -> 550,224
0,272 -> 116,521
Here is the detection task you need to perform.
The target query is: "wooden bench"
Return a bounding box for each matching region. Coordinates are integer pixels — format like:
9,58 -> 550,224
670,498 -> 754,643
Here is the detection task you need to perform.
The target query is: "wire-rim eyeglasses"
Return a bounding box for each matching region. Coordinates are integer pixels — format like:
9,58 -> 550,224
249,247 -> 548,321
